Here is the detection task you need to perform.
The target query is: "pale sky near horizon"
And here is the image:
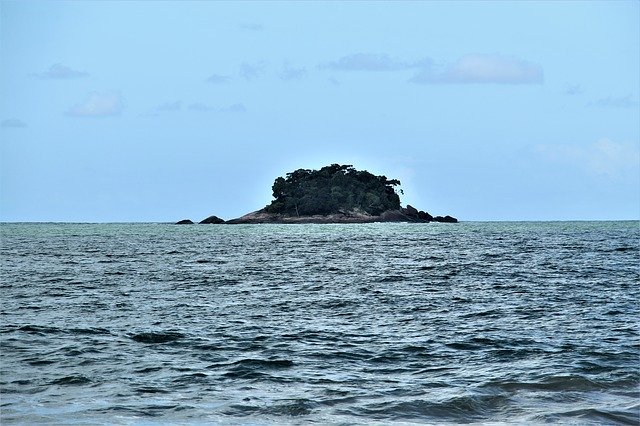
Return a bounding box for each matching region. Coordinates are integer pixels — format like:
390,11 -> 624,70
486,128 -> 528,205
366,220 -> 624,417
1,1 -> 639,222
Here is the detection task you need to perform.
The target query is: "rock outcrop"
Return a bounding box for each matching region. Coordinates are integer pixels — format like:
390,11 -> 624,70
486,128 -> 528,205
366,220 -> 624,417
224,207 -> 457,224
180,209 -> 457,224
400,205 -> 436,222
433,215 -> 458,223
200,215 -> 225,224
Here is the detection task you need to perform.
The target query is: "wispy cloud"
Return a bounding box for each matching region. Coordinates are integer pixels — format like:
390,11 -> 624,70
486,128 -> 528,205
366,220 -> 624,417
188,102 -> 217,112
279,63 -> 307,81
239,61 -> 266,80
219,103 -> 246,113
67,91 -> 124,117
319,53 -> 542,85
590,95 -> 638,108
536,138 -> 640,180
563,84 -> 583,95
1,118 -> 28,128
33,63 -> 89,79
410,54 -> 543,85
239,22 -> 263,31
188,102 -> 246,113
206,73 -> 231,84
328,77 -> 341,86
320,53 -> 425,71
155,101 -> 181,112
139,101 -> 181,118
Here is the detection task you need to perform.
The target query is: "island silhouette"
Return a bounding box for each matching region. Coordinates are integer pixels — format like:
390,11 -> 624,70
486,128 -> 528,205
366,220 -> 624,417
177,164 -> 457,224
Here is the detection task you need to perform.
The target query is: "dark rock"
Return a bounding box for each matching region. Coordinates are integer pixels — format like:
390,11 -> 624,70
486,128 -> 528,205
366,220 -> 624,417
405,205 -> 419,216
399,205 -> 435,222
379,210 -> 413,222
433,215 -> 458,223
175,219 -> 194,225
417,211 -> 433,221
200,215 -> 225,224
224,208 -> 457,224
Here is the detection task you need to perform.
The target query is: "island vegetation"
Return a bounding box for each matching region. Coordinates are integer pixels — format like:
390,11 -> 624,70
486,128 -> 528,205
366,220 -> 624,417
176,164 -> 457,224
265,164 -> 401,216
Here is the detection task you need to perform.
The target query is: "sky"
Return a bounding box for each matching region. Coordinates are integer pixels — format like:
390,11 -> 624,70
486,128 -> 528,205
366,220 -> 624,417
1,1 -> 638,222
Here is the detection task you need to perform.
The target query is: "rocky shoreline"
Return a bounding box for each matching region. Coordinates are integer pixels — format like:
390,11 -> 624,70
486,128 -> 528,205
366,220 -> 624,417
176,205 -> 457,225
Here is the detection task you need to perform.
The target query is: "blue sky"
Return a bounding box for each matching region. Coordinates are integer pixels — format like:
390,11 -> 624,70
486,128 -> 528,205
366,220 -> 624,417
1,1 -> 638,222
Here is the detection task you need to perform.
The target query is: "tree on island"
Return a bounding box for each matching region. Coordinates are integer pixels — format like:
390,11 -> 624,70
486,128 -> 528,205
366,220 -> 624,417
264,164 -> 402,216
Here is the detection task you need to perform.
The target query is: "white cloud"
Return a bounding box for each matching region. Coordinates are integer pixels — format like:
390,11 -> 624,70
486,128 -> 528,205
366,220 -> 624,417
239,22 -> 263,31
33,63 -> 89,79
590,95 -> 638,108
536,138 -> 640,180
320,53 -> 425,71
67,91 -> 124,117
239,61 -> 266,80
410,54 -> 543,85
319,53 -> 542,85
279,63 -> 307,81
564,84 -> 583,95
188,102 -> 246,113
219,103 -> 246,113
206,73 -> 231,84
155,101 -> 181,112
188,102 -> 216,112
1,118 -> 27,128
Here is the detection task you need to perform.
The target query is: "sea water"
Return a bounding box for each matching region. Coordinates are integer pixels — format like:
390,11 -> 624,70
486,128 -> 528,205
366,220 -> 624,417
1,221 -> 638,424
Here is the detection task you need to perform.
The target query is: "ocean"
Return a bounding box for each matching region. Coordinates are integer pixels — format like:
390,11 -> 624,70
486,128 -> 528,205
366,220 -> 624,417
1,221 -> 638,424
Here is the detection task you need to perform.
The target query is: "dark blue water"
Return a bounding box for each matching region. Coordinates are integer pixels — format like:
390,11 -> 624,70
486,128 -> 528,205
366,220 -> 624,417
1,222 -> 639,424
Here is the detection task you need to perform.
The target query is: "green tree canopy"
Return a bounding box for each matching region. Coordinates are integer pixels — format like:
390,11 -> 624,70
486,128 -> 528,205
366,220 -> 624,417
265,164 -> 401,216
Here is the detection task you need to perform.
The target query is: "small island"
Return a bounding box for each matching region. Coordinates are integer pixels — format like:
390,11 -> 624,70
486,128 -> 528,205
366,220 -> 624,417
177,164 -> 457,224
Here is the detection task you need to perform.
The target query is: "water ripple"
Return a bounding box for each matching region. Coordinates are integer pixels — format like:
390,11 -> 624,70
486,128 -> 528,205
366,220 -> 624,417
0,221 -> 638,424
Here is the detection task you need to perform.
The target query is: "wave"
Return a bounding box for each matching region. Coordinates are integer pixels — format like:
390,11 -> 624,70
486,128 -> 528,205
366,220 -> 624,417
130,331 -> 184,344
482,374 -> 638,392
343,394 -> 512,421
538,407 -> 640,425
223,399 -> 315,417
49,375 -> 91,386
2,325 -> 112,336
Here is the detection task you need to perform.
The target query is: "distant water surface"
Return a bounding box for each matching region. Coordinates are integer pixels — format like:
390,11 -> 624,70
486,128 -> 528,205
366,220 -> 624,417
1,221 -> 639,424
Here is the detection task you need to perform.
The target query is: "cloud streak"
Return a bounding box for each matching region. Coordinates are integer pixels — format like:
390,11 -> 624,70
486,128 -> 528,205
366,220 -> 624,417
238,22 -> 263,31
320,53 -> 426,71
33,63 -> 89,79
219,103 -> 246,113
67,91 -> 124,117
1,118 -> 28,128
188,102 -> 246,113
590,95 -> 638,108
155,101 -> 181,112
319,53 -> 542,85
410,54 -> 543,85
188,102 -> 216,112
206,73 -> 231,84
239,61 -> 266,81
279,63 -> 307,81
563,84 -> 583,95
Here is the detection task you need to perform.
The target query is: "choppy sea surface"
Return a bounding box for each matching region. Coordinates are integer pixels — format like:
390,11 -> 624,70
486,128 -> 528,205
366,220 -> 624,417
1,221 -> 639,425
